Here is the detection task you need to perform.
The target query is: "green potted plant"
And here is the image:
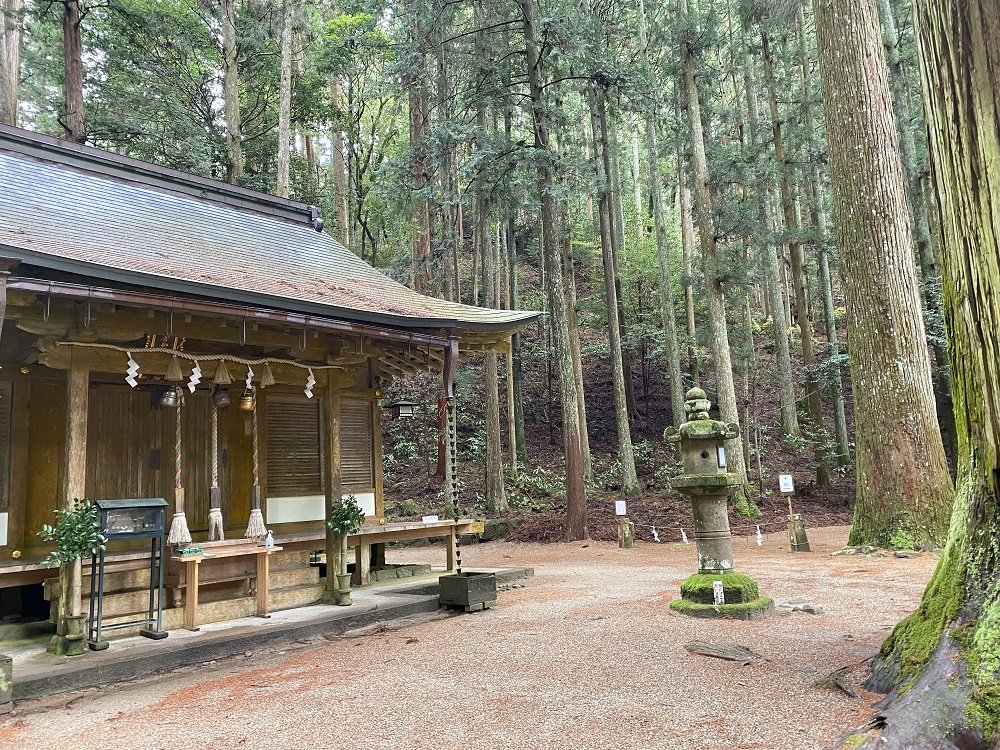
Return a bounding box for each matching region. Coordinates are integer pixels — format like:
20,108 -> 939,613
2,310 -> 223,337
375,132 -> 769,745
38,498 -> 106,655
325,494 -> 365,605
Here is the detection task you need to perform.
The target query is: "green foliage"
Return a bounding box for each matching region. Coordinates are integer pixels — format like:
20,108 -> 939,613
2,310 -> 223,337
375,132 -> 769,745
506,466 -> 563,513
889,529 -> 918,551
37,499 -> 106,567
326,494 -> 366,536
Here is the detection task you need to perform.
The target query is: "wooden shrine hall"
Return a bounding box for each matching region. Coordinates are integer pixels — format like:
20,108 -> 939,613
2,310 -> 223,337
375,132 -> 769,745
0,124 -> 536,632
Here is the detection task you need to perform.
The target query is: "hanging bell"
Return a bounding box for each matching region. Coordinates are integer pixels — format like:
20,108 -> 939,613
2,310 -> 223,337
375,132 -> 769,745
159,387 -> 178,408
239,387 -> 255,411
165,354 -> 184,382
213,360 -> 233,385
260,362 -> 276,388
212,386 -> 231,409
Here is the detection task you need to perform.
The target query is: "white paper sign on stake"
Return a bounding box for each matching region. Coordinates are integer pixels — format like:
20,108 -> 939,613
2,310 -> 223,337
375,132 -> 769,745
615,500 -> 627,516
713,580 -> 725,605
779,474 -> 795,494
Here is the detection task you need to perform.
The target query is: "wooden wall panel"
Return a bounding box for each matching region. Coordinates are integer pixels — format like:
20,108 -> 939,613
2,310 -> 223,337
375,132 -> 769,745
24,379 -> 65,548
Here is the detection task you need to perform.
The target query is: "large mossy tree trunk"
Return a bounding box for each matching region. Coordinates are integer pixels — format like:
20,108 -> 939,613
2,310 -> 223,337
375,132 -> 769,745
840,1 -> 1000,747
813,0 -> 953,550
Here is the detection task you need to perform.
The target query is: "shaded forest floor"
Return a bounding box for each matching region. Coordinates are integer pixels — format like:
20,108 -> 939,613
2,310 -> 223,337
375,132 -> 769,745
382,310 -> 857,544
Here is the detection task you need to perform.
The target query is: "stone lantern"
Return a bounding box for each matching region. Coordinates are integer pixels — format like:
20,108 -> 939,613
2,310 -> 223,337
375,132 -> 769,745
665,388 -> 772,619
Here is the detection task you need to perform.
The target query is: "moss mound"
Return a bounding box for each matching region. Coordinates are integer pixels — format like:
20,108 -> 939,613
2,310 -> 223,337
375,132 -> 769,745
680,572 -> 760,604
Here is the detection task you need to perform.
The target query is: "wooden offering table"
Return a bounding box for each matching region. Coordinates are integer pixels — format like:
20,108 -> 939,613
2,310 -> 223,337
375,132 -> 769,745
170,541 -> 283,631
348,519 -> 485,586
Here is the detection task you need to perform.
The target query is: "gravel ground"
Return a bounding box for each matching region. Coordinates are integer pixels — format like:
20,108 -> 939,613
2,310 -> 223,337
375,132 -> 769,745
0,526 -> 935,750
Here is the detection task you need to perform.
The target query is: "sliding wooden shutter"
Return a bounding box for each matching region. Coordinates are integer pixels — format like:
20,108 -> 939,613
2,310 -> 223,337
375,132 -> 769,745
341,398 -> 374,490
266,396 -> 323,496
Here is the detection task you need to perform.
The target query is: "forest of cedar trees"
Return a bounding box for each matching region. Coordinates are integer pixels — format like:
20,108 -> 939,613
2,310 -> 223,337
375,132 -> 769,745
1,0 -> 999,744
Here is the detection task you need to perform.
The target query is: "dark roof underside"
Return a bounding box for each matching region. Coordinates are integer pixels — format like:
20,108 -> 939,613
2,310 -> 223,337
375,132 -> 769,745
0,145 -> 536,333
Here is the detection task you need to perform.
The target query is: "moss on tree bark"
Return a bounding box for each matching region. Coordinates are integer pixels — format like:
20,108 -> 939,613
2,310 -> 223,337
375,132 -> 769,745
829,0 -> 1000,746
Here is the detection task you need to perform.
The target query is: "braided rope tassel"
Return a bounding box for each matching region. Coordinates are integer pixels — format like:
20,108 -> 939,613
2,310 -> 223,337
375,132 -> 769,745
208,401 -> 225,541
245,392 -> 266,539
167,389 -> 192,545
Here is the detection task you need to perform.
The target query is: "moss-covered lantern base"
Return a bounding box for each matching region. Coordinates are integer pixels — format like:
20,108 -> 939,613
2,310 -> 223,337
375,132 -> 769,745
669,572 -> 774,620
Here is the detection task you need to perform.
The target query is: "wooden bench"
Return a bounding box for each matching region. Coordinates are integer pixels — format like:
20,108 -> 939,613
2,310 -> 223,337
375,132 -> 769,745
170,540 -> 283,631
348,520 -> 485,586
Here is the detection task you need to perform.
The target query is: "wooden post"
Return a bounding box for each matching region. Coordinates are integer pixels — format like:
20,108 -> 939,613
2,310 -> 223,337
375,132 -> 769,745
58,352 -> 88,634
184,558 -> 200,630
353,540 -> 370,586
322,371 -> 342,601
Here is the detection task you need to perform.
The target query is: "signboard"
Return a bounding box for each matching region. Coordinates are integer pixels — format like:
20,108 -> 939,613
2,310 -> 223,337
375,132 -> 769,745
779,474 -> 795,494
615,500 -> 627,516
422,515 -> 440,523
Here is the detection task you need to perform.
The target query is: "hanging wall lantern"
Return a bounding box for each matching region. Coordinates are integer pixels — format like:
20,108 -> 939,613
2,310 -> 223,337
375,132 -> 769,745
387,400 -> 417,420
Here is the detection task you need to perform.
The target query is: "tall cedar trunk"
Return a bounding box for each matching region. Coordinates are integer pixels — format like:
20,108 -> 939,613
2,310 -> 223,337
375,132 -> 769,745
480,203 -> 506,513
0,0 -> 22,125
509,215 -> 527,461
275,0 -> 293,198
760,26 -> 829,485
679,152 -> 699,387
61,0 -> 84,142
562,202 -> 593,481
795,4 -> 850,466
606,109 -> 636,420
409,90 -> 431,293
876,0 -> 957,473
679,3 -> 749,494
435,0 -> 454,301
503,225 -> 517,477
743,34 -> 799,438
221,0 -> 242,183
847,1 -> 1000,746
518,0 -> 586,540
875,0 -> 933,276
638,0 -> 685,428
813,0 -> 953,549
330,80 -> 349,245
590,88 -> 639,494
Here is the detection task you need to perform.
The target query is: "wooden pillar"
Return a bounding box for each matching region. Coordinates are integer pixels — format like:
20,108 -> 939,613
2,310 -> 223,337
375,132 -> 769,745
58,351 -> 88,633
323,370 -> 342,599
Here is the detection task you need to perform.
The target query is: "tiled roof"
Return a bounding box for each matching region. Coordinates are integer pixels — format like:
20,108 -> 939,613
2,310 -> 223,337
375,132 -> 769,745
0,134 -> 537,332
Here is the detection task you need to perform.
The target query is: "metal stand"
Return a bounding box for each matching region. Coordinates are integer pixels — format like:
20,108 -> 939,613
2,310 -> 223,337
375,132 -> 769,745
88,533 -> 167,649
